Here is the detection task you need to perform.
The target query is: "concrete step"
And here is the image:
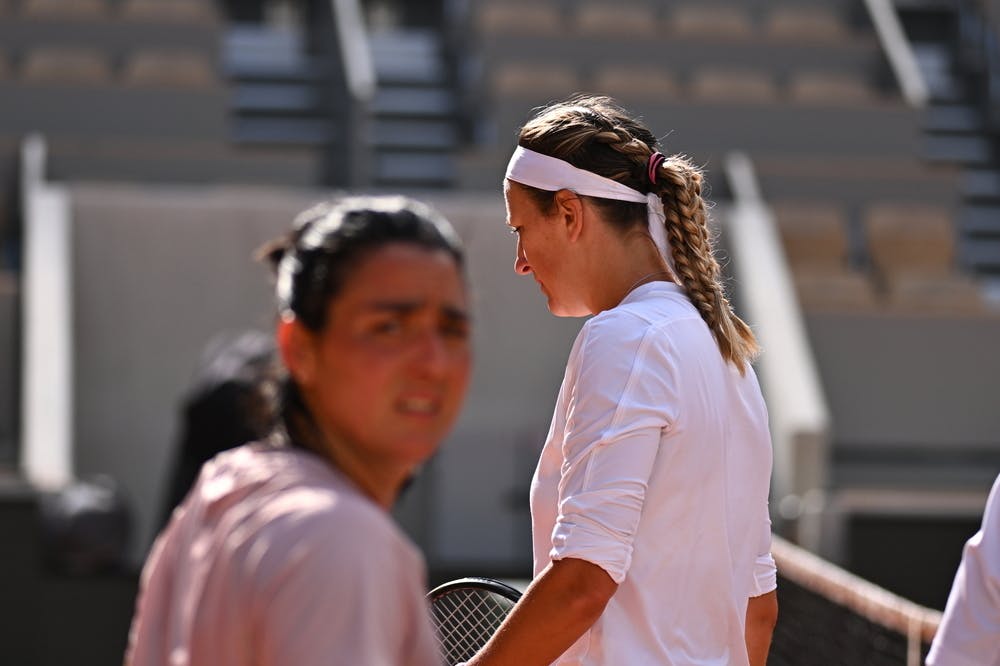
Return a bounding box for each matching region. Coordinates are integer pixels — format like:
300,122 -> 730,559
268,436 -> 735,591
924,134 -> 994,164
222,26 -> 333,83
925,104 -> 985,132
960,238 -> 1000,273
371,119 -> 457,150
962,169 -> 1000,198
224,24 -> 304,69
373,86 -> 456,117
233,117 -> 339,145
232,82 -> 328,114
369,28 -> 446,86
961,205 -> 1000,235
912,42 -> 967,102
374,150 -> 454,185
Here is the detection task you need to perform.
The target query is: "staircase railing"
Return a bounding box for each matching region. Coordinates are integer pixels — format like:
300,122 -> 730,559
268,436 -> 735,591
864,0 -> 930,107
330,0 -> 375,188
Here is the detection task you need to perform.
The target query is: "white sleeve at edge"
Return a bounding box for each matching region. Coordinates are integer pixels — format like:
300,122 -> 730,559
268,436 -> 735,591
751,551 -> 777,597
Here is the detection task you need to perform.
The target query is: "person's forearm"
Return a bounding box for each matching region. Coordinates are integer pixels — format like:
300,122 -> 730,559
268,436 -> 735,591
466,558 -> 617,666
745,590 -> 778,666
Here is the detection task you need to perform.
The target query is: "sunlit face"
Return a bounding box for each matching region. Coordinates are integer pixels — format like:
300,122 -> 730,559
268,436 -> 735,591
294,243 -> 471,474
504,180 -> 585,317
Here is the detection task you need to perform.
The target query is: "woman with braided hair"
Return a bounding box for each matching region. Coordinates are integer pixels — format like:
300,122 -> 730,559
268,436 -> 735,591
466,96 -> 777,665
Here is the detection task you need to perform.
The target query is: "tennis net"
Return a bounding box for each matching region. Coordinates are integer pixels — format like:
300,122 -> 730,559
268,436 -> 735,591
769,536 -> 943,666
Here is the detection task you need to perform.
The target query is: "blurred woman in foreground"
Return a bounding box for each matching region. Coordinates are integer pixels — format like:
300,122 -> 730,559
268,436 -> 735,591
127,196 -> 472,665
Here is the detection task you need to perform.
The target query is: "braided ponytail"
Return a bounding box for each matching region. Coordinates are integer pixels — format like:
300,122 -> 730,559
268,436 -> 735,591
653,156 -> 760,372
516,95 -> 759,372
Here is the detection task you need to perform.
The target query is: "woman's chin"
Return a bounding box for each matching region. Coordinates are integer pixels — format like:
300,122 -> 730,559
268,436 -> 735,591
548,301 -> 590,318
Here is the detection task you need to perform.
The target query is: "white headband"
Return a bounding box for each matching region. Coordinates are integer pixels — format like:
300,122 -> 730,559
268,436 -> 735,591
505,146 -> 674,273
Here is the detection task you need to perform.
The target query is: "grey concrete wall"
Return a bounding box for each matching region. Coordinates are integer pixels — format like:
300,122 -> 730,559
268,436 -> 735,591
67,185 -> 582,570
806,311 -> 1000,450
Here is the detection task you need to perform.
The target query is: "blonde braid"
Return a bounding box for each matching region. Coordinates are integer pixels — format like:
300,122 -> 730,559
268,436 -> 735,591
590,128 -> 652,184
655,156 -> 760,372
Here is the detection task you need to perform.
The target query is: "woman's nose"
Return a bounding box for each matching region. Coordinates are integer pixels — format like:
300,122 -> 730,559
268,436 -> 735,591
514,240 -> 531,275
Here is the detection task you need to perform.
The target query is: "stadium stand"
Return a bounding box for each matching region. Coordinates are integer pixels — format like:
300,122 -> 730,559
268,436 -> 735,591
475,3 -> 561,36
20,46 -> 113,85
458,0 -> 1000,620
573,3 -> 658,38
763,6 -> 849,42
120,50 -> 217,89
118,0 -> 219,24
689,67 -> 780,103
670,5 -> 754,39
2,0 -> 1000,662
20,0 -> 108,20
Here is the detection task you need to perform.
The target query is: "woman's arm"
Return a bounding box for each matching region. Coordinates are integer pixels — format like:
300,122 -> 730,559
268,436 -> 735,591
745,590 -> 778,666
466,557 -> 618,666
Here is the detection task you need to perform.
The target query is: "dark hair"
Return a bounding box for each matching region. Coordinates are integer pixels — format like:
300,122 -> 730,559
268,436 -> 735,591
260,195 -> 465,331
515,95 -> 759,371
258,195 -> 466,446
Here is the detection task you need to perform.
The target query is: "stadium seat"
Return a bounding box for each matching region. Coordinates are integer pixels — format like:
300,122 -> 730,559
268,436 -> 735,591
492,63 -> 579,98
884,273 -> 985,314
477,3 -> 562,36
574,3 -> 658,38
690,68 -> 778,103
791,270 -> 880,312
865,203 -> 956,277
121,50 -> 216,88
671,6 -> 753,39
21,47 -> 112,84
788,72 -> 876,105
590,65 -> 678,100
765,7 -> 848,42
119,0 -> 218,23
771,201 -> 850,271
20,0 -> 108,19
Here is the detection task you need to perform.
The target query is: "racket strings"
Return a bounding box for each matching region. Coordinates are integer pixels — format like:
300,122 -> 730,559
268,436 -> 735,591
431,588 -> 516,663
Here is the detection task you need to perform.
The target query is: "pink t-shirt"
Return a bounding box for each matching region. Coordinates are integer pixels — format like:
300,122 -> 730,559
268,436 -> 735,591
126,440 -> 441,666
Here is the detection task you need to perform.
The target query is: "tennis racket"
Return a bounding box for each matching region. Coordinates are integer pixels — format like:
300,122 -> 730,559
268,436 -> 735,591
427,577 -> 522,665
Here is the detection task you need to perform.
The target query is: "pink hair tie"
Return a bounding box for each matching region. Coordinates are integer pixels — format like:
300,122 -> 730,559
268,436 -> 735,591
647,152 -> 666,185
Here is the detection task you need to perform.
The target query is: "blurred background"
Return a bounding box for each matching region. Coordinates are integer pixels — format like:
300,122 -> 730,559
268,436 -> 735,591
1,0 -> 999,663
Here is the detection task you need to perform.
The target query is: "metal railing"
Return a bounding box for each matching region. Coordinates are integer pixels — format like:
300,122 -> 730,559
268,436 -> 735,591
864,0 -> 930,107
330,0 -> 375,189
19,134 -> 73,489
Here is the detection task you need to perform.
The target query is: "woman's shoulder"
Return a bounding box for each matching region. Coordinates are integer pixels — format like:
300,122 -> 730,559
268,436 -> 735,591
196,442 -> 407,548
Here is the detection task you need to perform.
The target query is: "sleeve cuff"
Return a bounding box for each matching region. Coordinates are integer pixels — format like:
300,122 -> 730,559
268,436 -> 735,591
751,552 -> 777,596
551,520 -> 632,585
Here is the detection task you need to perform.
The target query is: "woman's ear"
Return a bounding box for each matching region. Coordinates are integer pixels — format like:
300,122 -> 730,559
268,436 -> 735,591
277,316 -> 316,387
553,189 -> 585,242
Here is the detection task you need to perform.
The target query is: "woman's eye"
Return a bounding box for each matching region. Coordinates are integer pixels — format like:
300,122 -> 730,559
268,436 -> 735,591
507,226 -> 520,236
441,320 -> 470,340
371,320 -> 403,336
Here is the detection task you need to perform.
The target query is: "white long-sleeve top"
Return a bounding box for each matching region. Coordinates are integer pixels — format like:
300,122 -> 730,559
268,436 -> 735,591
927,473 -> 1000,666
530,281 -> 776,665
